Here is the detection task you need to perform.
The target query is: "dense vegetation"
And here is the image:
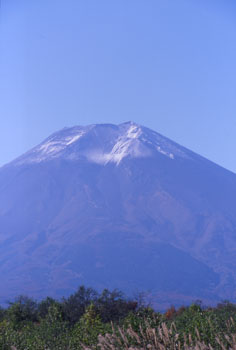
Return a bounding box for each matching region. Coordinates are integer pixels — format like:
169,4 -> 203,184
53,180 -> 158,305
1,286 -> 236,349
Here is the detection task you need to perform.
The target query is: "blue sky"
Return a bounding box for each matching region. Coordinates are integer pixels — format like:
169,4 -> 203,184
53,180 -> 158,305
0,0 -> 236,172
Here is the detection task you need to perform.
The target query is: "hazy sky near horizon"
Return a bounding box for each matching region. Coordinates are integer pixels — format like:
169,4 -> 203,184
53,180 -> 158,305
0,0 -> 236,172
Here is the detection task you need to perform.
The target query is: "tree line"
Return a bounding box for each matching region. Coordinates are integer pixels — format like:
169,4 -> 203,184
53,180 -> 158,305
1,286 -> 236,349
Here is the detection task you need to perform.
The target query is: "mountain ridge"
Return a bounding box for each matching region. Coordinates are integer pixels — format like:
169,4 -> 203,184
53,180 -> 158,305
8,122 -> 201,166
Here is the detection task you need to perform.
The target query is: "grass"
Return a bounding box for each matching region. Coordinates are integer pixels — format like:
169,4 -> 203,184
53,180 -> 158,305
82,320 -> 236,350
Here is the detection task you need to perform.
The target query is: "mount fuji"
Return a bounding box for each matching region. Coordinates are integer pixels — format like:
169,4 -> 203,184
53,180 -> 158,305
1,122 -> 236,307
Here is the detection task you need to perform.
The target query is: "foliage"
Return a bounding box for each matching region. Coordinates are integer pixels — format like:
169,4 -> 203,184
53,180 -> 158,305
7,295 -> 38,327
62,285 -> 98,325
95,288 -> 138,323
71,303 -> 110,347
1,287 -> 236,349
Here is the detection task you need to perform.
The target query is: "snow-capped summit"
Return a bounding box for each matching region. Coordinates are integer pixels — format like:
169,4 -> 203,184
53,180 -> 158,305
13,122 -> 191,166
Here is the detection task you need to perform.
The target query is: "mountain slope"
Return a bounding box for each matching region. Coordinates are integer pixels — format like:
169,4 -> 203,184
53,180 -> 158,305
0,122 -> 236,306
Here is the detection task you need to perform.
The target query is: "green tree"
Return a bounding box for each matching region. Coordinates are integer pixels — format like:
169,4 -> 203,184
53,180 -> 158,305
71,303 -> 109,347
7,295 -> 38,328
62,285 -> 98,325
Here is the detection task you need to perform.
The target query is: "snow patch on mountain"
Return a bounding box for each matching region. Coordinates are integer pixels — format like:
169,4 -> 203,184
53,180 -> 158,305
11,122 -> 191,166
87,125 -> 151,165
38,131 -> 85,155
